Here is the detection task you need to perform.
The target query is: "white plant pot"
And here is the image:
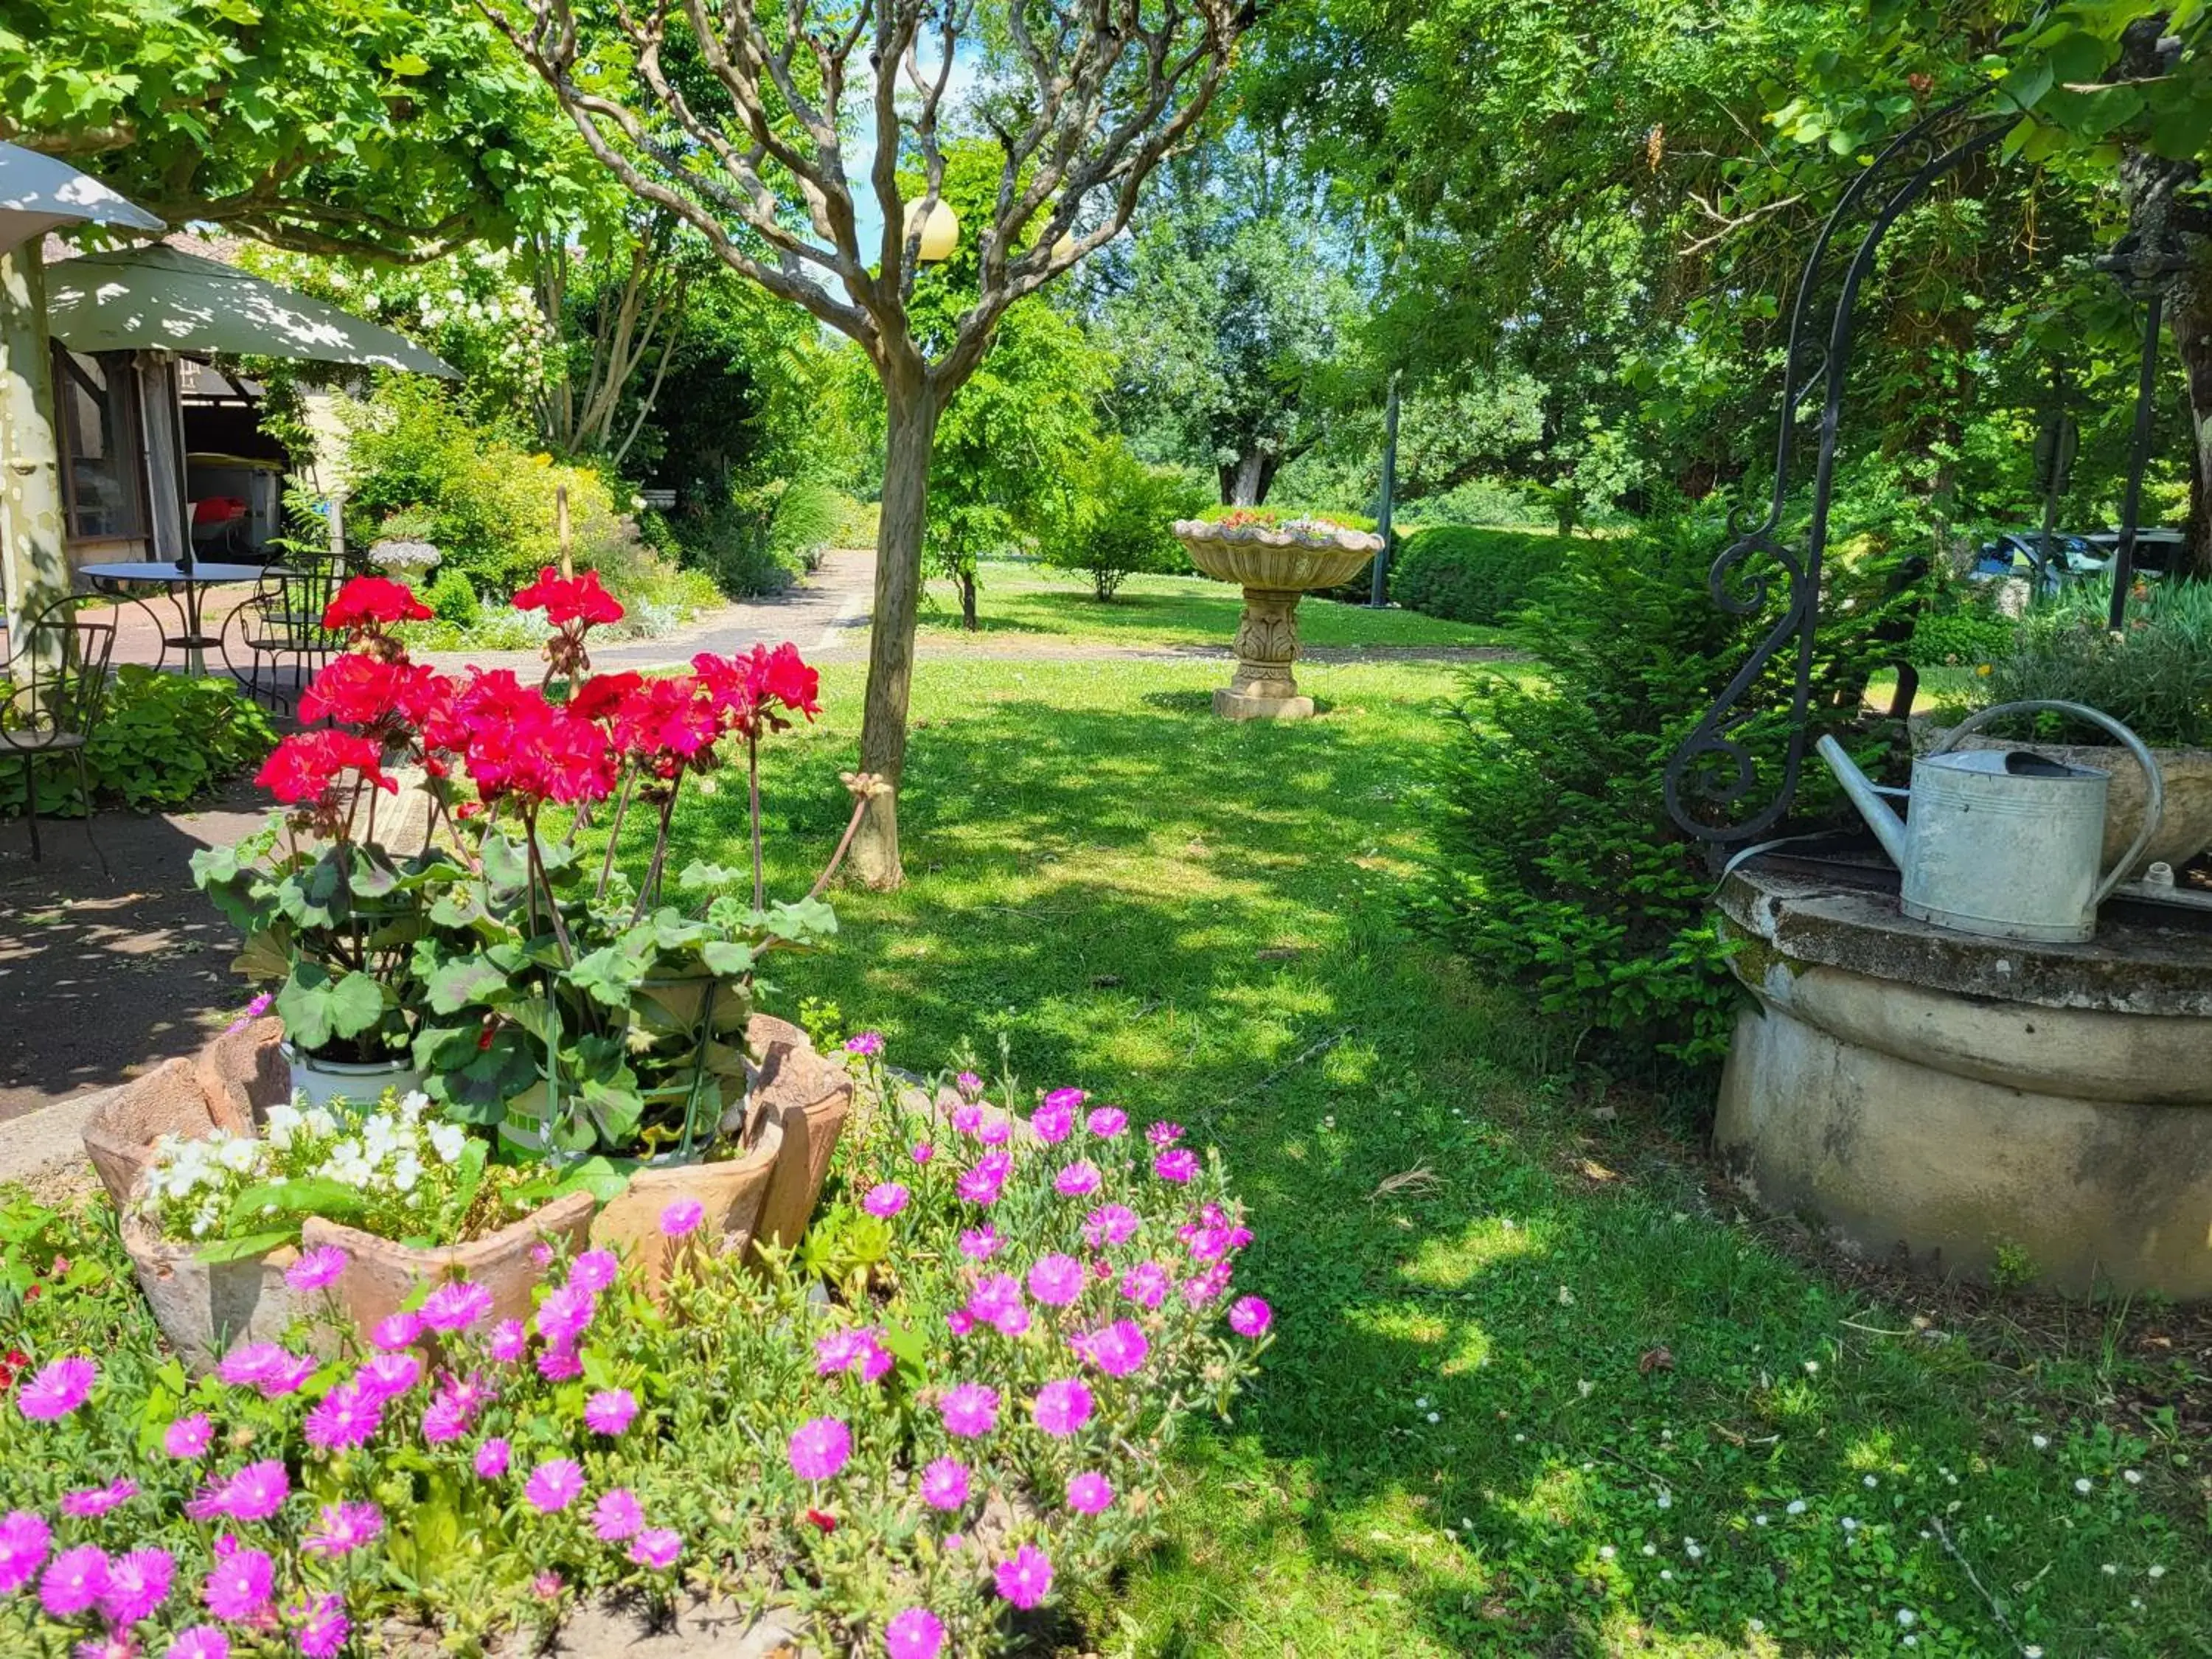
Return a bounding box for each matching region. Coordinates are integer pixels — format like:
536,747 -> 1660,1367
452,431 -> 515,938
280,1044 -> 425,1111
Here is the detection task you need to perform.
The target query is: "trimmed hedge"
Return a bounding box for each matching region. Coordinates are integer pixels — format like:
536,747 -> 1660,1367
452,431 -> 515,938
1391,525 -> 1571,625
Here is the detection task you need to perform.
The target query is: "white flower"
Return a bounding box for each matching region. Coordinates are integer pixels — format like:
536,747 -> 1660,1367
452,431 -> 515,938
428,1122 -> 467,1164
1598,1545 -> 1615,1560
1753,1514 -> 1769,1526
1641,1543 -> 1658,1557
2025,1647 -> 2044,1658
1863,1474 -> 1877,1488
1414,1397 -> 1429,1410
2101,1564 -> 2117,1576
218,1136 -> 262,1175
1786,1500 -> 1807,1515
1840,1517 -> 1860,1532
391,1150 -> 423,1194
1425,1411 -> 1439,1424
2122,1469 -> 2141,1485
1897,1610 -> 1917,1627
400,1090 -> 431,1120
1747,1619 -> 1764,1634
2074,1478 -> 2093,1495
1655,1492 -> 1672,1509
1684,1540 -> 1703,1559
1803,1360 -> 1820,1375
1660,1568 -> 1673,1581
304,1107 -> 338,1139
2147,1565 -> 2166,1579
2031,1433 -> 2050,1450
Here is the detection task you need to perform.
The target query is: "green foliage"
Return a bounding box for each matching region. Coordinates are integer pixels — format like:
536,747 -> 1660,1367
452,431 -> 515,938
1046,441 -> 1211,599
1390,525 -> 1573,626
1977,577 -> 2212,747
1419,515 -> 1919,1071
342,380 -> 635,595
768,479 -> 846,572
644,498 -> 799,600
423,568 -> 482,629
0,667 -> 273,819
1910,608 -> 2020,667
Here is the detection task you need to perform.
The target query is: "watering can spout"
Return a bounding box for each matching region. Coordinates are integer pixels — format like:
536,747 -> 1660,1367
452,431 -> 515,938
1815,734 -> 1907,867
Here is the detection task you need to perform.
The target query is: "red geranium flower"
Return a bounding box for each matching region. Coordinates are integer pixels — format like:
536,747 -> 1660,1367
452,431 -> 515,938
803,1508 -> 837,1534
297,653 -> 442,732
322,576 -> 431,633
759,641 -> 820,717
513,567 -> 624,628
254,731 -> 396,807
454,669 -> 616,807
692,642 -> 821,737
613,675 -> 722,779
569,671 -> 644,723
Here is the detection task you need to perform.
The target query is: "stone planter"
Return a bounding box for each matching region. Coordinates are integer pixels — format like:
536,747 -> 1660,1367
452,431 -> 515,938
748,1014 -> 856,1251
1928,730 -> 2212,876
82,1018 -> 287,1211
1171,520 -> 1382,720
591,1112 -> 784,1296
302,1191 -> 599,1336
117,1208 -> 308,1374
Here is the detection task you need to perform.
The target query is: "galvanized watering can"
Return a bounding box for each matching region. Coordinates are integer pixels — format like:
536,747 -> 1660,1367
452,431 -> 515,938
1816,698 -> 2164,944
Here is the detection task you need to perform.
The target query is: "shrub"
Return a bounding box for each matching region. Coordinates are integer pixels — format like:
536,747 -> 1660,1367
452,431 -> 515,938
1909,608 -> 2017,668
1419,515 -> 1919,1074
647,495 -> 799,599
1975,577 -> 2212,748
768,479 -> 846,572
1391,524 -> 1571,625
0,667 -> 274,818
832,491 -> 879,549
422,568 -> 481,630
1047,442 -> 1210,599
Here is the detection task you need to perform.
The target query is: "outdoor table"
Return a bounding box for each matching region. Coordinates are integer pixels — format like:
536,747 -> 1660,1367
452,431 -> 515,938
77,560 -> 263,676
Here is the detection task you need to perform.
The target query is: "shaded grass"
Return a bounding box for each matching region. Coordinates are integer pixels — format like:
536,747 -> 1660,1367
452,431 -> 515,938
626,650 -> 2205,1658
914,558 -> 1504,650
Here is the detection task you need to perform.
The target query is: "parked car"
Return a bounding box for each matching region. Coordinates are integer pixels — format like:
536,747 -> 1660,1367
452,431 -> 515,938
1967,531 -> 2098,593
2081,527 -> 2187,578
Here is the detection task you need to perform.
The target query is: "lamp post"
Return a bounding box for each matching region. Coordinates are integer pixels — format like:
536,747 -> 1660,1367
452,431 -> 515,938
1370,369 -> 1400,608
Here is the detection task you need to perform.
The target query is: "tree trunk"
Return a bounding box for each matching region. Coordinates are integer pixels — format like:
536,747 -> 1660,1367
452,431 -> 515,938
850,368 -> 941,889
1220,447 -> 1277,507
957,567 -> 977,631
2174,257 -> 2212,579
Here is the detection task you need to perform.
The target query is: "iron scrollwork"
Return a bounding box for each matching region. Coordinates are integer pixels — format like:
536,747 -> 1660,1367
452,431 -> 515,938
1663,97 -> 2008,844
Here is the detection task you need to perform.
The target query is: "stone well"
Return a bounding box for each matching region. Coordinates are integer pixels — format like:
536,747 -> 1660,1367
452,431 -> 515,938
1714,854 -> 2212,1299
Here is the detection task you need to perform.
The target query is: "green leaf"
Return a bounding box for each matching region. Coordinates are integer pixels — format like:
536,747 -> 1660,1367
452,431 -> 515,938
195,1228 -> 294,1265
227,1176 -> 367,1224
275,964 -> 386,1049
424,953 -> 515,1015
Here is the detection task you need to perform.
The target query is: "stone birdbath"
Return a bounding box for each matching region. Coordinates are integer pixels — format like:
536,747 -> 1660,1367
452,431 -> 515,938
1171,516 -> 1382,719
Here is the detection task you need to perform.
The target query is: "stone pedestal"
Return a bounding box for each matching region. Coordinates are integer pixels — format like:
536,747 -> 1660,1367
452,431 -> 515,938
1715,858 -> 2212,1299
1217,587 -> 1313,721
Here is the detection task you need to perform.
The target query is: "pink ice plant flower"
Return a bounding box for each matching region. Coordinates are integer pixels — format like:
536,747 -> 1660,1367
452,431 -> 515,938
995,1543 -> 1054,1610
958,1225 -> 1002,1261
40,1545 -> 110,1617
966,1273 -> 1029,1336
536,1343 -> 583,1382
910,1141 -> 934,1166
787,1416 -> 851,1481
304,1380 -> 383,1452
567,1249 -> 619,1293
1121,1259 -> 1170,1309
591,1489 -> 645,1542
863,1181 -> 909,1217
919,1457 -> 970,1512
884,1607 -> 946,1659
60,1478 -> 136,1518
162,1413 -> 214,1460
628,1528 -> 682,1570
189,1459 -> 289,1524
98,1547 -> 174,1625
1031,1098 -> 1076,1143
1084,1204 -> 1141,1248
585,1388 -> 639,1436
524,1458 -> 585,1514
1032,1378 -> 1093,1438
282,1245 -> 348,1293
1053,1161 -> 1102,1198
950,1102 -> 984,1138
201,1546 -> 272,1622
815,1327 -> 893,1382
535,1283 -> 597,1346
292,1591 -> 349,1658
1043,1086 -> 1085,1112
17,1355 -> 96,1419
1026,1253 -> 1087,1308
358,1351 -> 422,1400
487,1318 -> 529,1363
1065,1471 -> 1116,1515
938,1383 -> 999,1439
421,1395 -> 471,1445
166,1627 -> 231,1659
420,1279 -> 494,1333
0,1510 -> 53,1596
955,1070 -> 984,1098
302,1502 -> 383,1558
1229,1295 -> 1274,1338
1073,1318 -> 1150,1379
1147,1121 -> 1185,1147
473,1438 -> 511,1480
1086,1106 -> 1127,1138
370,1311 -> 422,1351
658,1197 -> 704,1237
1153,1148 -> 1200,1183
844,1031 -> 883,1056
1182,1262 -> 1234,1307
975,1114 -> 1013,1147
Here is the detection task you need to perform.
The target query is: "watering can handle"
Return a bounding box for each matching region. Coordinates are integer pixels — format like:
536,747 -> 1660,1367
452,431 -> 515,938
1931,699 -> 2166,908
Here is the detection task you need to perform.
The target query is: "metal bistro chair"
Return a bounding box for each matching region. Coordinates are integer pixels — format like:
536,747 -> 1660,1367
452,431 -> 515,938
1,591 -> 116,874
220,559 -> 346,712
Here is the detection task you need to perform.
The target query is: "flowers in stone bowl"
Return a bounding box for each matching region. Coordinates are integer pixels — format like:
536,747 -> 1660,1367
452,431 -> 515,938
1,1046 -> 1269,1656
136,1088 -> 527,1258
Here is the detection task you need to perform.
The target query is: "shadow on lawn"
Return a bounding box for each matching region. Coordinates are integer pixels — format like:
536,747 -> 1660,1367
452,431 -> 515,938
639,686 -> 2158,1657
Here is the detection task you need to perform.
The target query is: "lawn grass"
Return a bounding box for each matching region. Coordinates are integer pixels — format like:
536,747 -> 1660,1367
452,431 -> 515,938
631,643 -> 2208,1659
913,557 -> 1505,650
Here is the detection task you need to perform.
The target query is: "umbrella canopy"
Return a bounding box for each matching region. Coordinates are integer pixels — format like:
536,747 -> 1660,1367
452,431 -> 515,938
44,243 -> 456,376
0,142 -> 164,254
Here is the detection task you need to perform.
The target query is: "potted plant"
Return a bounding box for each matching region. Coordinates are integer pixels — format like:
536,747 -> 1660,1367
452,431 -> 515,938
1961,577 -> 2212,874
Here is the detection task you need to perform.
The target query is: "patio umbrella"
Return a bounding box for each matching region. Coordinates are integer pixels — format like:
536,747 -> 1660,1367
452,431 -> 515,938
44,243 -> 457,376
0,142 -> 164,253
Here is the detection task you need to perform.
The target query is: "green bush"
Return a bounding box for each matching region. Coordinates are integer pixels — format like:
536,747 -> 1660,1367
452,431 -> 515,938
769,479 -> 846,572
1909,608 -> 2017,667
1419,515 -> 1919,1075
649,496 -> 799,599
422,568 -> 481,629
1046,442 -> 1211,599
831,492 -> 878,550
0,667 -> 275,818
341,380 -> 635,596
1391,524 -> 1572,625
1975,577 -> 2212,748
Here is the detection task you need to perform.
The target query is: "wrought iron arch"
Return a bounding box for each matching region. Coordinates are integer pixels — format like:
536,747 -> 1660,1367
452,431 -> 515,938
1663,94 -> 2010,846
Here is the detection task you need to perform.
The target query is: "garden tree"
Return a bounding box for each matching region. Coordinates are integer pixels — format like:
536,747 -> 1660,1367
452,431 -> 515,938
1090,130 -> 1363,504
1043,434 -> 1208,596
0,0 -> 556,258
484,0 -> 1249,888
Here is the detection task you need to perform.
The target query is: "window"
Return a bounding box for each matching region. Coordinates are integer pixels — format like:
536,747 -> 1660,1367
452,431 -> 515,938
53,346 -> 146,542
